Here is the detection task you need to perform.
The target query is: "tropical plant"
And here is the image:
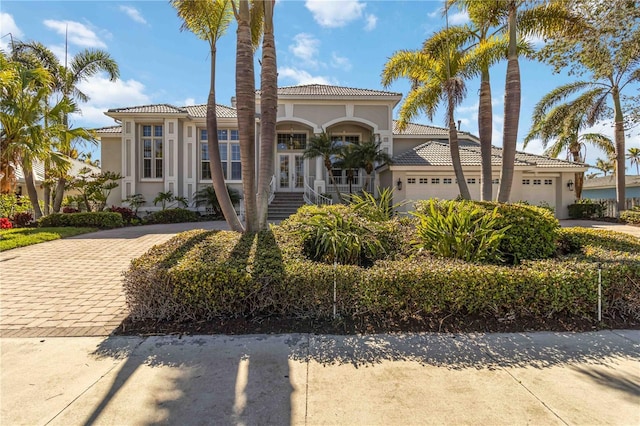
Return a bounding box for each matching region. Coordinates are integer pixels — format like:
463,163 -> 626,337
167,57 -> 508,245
171,0 -> 243,232
303,131 -> 343,199
123,193 -> 146,216
382,43 -> 473,199
334,143 -> 362,196
524,86 -> 615,198
627,147 -> 640,175
594,157 -> 614,176
67,168 -> 122,212
153,190 -> 187,211
412,199 -> 509,263
192,185 -> 241,217
538,0 -> 639,214
352,138 -> 392,191
349,187 -> 407,222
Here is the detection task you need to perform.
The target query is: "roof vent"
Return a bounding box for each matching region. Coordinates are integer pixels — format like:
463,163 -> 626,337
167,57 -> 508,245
231,96 -> 237,108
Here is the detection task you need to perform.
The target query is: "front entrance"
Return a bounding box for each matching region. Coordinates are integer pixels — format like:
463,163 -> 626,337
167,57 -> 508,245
278,153 -> 305,192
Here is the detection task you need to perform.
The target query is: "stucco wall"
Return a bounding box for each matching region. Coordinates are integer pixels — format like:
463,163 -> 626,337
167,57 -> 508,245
100,136 -> 122,207
353,105 -> 389,131
294,104 -> 346,126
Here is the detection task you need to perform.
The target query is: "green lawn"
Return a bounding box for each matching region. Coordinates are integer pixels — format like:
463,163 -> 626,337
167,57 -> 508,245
0,227 -> 98,251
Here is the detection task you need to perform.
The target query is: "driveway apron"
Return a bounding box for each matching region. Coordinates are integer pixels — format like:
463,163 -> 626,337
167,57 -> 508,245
0,222 -> 228,338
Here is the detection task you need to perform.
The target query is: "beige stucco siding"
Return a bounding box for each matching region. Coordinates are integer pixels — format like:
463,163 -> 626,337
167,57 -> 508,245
294,105 -> 346,126
353,105 -> 390,131
393,138 -> 427,156
101,136 -> 122,207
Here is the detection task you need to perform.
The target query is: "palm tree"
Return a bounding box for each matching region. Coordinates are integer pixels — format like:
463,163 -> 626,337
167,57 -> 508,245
334,143 -> 362,196
172,0 -> 244,232
524,86 -> 615,199
352,138 -> 391,192
192,185 -> 241,217
256,0 -> 277,230
14,41 -> 120,213
303,131 -> 343,200
627,147 -> 640,175
382,45 -> 472,199
594,157 -> 614,176
231,0 -> 263,233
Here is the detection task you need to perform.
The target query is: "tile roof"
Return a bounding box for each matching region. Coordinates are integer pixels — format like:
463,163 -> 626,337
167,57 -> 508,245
583,175 -> 640,188
391,141 -> 585,168
108,104 -> 186,114
393,121 -> 449,136
271,84 -> 401,97
184,104 -> 237,118
95,125 -> 122,134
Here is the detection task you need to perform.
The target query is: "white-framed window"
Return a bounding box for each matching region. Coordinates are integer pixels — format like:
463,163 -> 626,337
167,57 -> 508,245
544,179 -> 553,185
277,132 -> 307,150
431,178 -> 440,184
407,177 -> 416,184
492,178 -> 500,184
199,128 -> 241,181
443,178 -> 452,184
331,134 -> 360,184
533,179 -> 542,185
522,179 -> 530,185
142,125 -> 163,179
419,178 -> 428,184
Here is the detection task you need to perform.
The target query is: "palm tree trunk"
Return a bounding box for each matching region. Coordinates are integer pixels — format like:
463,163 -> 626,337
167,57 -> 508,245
24,168 -> 43,219
497,1 -> 520,203
570,147 -> 584,199
449,99 -> 470,200
208,45 -> 244,232
325,160 -> 342,201
479,67 -> 493,201
612,86 -> 626,215
257,0 -> 277,230
52,177 -> 66,212
236,0 -> 258,232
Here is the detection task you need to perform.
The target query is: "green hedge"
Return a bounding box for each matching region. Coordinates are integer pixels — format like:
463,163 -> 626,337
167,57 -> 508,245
568,202 -> 605,219
146,208 -> 200,224
39,212 -> 123,229
620,210 -> 640,224
123,226 -> 640,325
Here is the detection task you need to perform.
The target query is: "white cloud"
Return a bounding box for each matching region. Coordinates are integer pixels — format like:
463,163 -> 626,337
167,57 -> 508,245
449,11 -> 470,25
525,34 -> 545,46
305,0 -> 366,28
119,6 -> 147,25
330,52 -> 351,71
289,33 -> 320,66
0,13 -> 24,51
180,97 -> 196,106
364,14 -> 377,31
70,75 -> 151,127
43,19 -> 107,48
278,67 -> 336,85
427,9 -> 441,19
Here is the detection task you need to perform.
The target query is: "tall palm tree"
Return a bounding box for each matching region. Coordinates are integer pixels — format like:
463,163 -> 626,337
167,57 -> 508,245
524,86 -> 615,199
172,0 -> 244,232
382,46 -> 472,199
594,157 -> 614,176
352,138 -> 391,191
232,0 -> 263,233
627,147 -> 640,175
256,0 -> 277,230
303,131 -> 343,200
334,144 -> 362,196
15,41 -> 120,212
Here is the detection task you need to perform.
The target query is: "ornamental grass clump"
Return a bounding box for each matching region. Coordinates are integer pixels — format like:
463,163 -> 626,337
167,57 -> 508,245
412,199 -> 509,264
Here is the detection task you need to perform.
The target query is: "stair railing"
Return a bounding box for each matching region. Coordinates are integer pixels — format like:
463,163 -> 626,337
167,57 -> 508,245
304,180 -> 333,205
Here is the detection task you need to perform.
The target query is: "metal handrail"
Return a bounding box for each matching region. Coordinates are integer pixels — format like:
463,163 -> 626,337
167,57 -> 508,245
304,180 -> 333,205
268,175 -> 276,204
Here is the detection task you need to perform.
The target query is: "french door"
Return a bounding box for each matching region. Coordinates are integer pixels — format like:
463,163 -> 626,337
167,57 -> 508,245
278,153 -> 305,191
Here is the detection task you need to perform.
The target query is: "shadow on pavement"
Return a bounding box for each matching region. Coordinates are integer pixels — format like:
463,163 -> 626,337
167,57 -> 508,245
69,222 -> 230,240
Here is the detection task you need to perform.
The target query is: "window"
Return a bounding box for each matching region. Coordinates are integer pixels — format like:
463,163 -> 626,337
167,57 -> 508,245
142,125 -> 163,179
443,178 -> 452,184
466,178 -> 476,184
200,128 -> 241,181
522,179 -> 530,185
407,178 -> 416,184
419,178 -> 428,184
492,179 -> 500,184
544,179 -> 553,185
331,135 -> 361,183
277,133 -> 307,150
431,178 -> 440,184
533,179 -> 541,185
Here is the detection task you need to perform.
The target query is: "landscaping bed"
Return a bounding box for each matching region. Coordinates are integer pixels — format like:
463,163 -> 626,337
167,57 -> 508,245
119,200 -> 640,335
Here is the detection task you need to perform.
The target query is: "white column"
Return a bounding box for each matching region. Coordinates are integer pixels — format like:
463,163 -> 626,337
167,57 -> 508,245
184,124 -> 197,203
121,119 -> 136,200
164,118 -> 179,195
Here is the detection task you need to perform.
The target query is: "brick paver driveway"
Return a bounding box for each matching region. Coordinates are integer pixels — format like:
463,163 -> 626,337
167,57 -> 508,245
0,222 -> 228,338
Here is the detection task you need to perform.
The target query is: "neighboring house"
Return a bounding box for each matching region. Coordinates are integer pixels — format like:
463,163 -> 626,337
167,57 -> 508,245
97,84 -> 585,219
13,157 -> 101,202
582,175 -> 640,199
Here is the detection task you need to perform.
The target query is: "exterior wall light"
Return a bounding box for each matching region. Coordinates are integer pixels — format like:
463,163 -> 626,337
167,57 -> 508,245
567,179 -> 574,191
396,178 -> 402,190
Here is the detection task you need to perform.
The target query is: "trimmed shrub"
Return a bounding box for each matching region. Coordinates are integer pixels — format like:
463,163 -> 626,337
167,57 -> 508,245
146,208 -> 199,224
38,212 -> 123,229
0,194 -> 30,218
62,206 -> 80,214
620,210 -> 640,225
568,201 -> 605,219
416,200 -> 559,264
123,226 -> 640,324
12,212 -> 34,227
107,206 -> 136,224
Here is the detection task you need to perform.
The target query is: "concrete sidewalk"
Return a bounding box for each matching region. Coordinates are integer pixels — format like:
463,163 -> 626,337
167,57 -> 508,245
2,330 -> 639,425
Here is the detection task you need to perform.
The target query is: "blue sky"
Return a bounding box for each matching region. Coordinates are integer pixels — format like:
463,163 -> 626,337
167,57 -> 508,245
1,0 -> 638,172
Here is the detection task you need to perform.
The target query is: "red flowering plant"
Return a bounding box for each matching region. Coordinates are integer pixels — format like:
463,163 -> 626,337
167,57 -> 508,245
0,217 -> 13,229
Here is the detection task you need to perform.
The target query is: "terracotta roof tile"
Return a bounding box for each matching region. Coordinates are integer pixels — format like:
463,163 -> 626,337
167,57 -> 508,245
270,84 -> 401,97
393,121 -> 449,136
95,125 -> 122,134
184,104 -> 237,118
108,104 -> 186,114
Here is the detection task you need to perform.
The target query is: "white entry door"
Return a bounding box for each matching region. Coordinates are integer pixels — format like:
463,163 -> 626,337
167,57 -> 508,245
278,153 -> 305,191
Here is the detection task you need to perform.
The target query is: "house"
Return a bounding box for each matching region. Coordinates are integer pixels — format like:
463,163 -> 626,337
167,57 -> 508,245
97,84 -> 585,219
582,175 -> 640,199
